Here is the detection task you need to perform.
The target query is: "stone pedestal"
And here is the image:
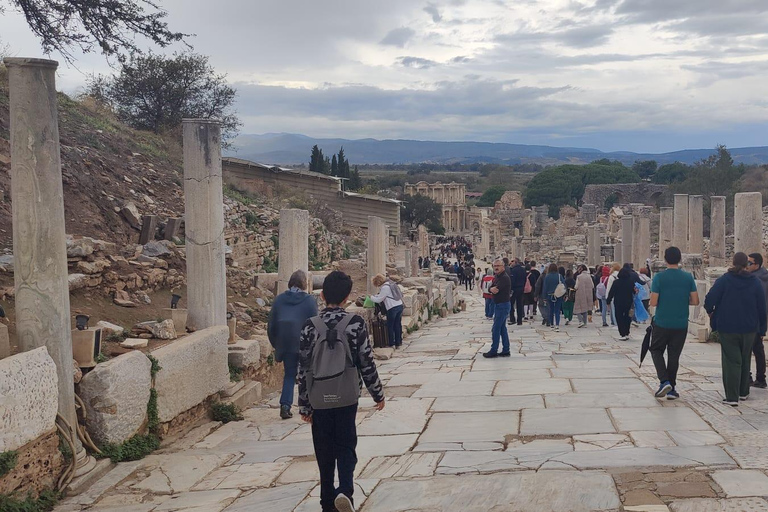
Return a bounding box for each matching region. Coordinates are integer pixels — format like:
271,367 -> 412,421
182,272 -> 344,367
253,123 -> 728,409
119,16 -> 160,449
71,328 -> 102,368
687,195 -> 704,255
5,56 -> 93,478
710,196 -> 727,267
183,119 -> 227,331
368,216 -> 389,294
621,216 -> 633,264
0,323 -> 9,359
162,308 -> 188,334
673,194 -> 689,252
658,207 -> 673,259
277,209 -> 310,295
734,192 -> 763,255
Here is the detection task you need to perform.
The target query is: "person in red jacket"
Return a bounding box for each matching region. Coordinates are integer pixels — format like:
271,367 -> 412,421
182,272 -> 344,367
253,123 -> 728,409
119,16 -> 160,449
481,268 -> 495,319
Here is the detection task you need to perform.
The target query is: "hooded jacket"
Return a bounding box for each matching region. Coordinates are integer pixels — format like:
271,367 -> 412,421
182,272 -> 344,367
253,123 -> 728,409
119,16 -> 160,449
753,267 -> 768,317
267,290 -> 318,362
606,268 -> 635,309
705,271 -> 767,335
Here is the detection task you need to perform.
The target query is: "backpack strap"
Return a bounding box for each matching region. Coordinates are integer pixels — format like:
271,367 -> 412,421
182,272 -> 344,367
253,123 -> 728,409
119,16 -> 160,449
310,316 -> 326,337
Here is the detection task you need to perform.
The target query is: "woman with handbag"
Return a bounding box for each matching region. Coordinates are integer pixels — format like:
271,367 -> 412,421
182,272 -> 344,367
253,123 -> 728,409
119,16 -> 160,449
543,263 -> 566,332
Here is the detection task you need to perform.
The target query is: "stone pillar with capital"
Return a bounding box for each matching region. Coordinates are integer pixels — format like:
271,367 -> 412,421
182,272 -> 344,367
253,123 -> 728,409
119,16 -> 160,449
709,196 -> 727,267
621,216 -> 633,264
688,195 -> 704,255
367,216 -> 388,294
277,209 -> 310,294
673,194 -> 689,252
658,207 -> 673,259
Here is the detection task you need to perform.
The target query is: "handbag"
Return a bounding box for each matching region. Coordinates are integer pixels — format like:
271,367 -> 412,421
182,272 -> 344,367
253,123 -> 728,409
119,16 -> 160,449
554,280 -> 567,299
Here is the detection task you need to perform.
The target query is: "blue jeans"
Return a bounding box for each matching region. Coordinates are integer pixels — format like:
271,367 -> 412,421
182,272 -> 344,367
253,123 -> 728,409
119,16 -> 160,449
280,352 -> 298,408
549,296 -> 563,326
484,298 -> 495,318
600,298 -> 611,325
386,305 -> 404,347
490,301 -> 511,353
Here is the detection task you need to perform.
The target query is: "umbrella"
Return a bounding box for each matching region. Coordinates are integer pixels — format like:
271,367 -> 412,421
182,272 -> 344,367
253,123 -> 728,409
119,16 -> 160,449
639,322 -> 653,367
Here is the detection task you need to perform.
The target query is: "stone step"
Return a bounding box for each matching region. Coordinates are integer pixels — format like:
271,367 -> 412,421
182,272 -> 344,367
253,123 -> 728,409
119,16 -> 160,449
223,380 -> 262,411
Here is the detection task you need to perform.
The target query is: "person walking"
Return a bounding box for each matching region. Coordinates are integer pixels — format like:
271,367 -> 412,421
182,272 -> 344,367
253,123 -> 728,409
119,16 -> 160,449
543,263 -> 564,331
528,261 -> 541,319
267,270 -> 318,420
481,268 -> 495,319
562,269 -> 576,325
523,264 -> 536,320
748,253 -> 768,389
607,267 -> 635,340
648,247 -> 699,400
509,258 -> 527,327
605,263 -> 621,325
596,266 -> 612,327
299,271 -> 385,512
574,264 -> 595,328
483,259 -> 512,358
465,263 -> 475,291
535,265 -> 550,326
705,252 -> 767,406
369,274 -> 405,349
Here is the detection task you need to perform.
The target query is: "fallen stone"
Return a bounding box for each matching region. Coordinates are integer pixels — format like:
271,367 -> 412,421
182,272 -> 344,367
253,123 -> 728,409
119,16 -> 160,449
79,351 -> 152,445
374,347 -> 394,360
113,289 -> 136,308
68,273 -> 90,291
142,240 -> 173,258
66,237 -> 95,257
136,319 -> 176,340
121,338 -> 148,349
228,339 -> 261,369
121,202 -> 142,229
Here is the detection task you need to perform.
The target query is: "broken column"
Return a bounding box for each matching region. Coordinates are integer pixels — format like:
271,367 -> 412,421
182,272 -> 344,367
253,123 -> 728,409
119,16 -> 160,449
5,57 -> 94,475
403,247 -> 412,278
632,207 -> 651,270
410,244 -> 420,276
589,225 -> 602,267
368,216 -> 388,294
621,215 -> 633,264
688,195 -> 704,255
277,209 -> 309,294
417,224 -> 429,258
183,119 -> 227,330
673,194 -> 689,252
658,207 -> 673,259
734,192 -> 763,255
510,238 -> 519,260
710,196 -> 727,267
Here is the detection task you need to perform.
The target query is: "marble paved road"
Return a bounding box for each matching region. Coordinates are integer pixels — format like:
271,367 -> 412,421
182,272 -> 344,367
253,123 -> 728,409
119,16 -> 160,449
57,292 -> 768,512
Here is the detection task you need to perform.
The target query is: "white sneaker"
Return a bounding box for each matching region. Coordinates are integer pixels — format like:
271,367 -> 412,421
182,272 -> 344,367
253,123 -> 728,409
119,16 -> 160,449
555,326 -> 560,332
577,322 -> 585,328
335,494 -> 356,512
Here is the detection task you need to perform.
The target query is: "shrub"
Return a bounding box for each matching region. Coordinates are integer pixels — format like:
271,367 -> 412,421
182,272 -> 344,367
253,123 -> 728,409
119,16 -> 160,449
99,434 -> 160,463
211,403 -> 243,424
0,450 -> 18,477
0,489 -> 60,512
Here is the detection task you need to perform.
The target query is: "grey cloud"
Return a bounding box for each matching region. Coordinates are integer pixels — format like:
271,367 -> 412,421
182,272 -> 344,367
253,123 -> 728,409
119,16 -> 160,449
398,56 -> 438,68
495,23 -> 614,49
451,56 -> 472,63
424,3 -> 442,22
614,0 -> 768,22
681,60 -> 768,86
380,27 -> 417,47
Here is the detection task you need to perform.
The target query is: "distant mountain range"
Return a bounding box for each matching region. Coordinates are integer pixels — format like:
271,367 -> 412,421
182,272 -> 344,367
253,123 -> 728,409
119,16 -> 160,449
227,133 -> 768,167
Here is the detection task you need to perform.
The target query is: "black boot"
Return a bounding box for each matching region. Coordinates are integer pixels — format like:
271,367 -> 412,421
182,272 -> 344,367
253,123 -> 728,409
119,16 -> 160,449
280,405 -> 293,419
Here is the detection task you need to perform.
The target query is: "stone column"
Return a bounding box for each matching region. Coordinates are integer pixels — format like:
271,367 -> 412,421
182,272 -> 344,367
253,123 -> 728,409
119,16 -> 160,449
734,192 -> 763,255
183,119 -> 227,331
710,196 -> 727,267
277,209 -> 309,294
621,215 -> 633,264
688,195 -> 704,255
510,238 -> 518,260
632,209 -> 651,270
614,241 -> 622,264
417,225 -> 428,258
673,194 -> 689,252
588,226 -> 601,266
658,207 -> 673,259
5,57 -> 94,475
410,243 -> 420,276
368,216 -> 388,294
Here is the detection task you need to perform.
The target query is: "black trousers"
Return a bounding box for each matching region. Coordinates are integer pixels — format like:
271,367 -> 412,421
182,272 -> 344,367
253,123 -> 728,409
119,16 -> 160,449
312,403 -> 359,511
508,287 -> 525,325
650,325 -> 687,387
615,304 -> 631,336
753,333 -> 766,383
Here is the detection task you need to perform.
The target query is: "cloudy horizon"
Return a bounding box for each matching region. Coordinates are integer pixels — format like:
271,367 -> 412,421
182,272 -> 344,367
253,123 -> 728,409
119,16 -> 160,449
1,0 -> 767,153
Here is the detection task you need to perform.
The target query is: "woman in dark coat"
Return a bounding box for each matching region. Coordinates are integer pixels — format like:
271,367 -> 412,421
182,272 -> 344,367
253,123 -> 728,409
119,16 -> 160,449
607,267 -> 635,340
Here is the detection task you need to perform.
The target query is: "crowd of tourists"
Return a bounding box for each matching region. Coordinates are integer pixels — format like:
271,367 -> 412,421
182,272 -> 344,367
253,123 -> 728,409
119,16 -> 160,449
480,247 -> 768,406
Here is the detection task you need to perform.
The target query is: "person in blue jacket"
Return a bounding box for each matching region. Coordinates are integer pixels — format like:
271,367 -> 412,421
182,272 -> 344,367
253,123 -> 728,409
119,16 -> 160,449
705,252 -> 767,407
267,270 -> 318,419
543,263 -> 564,331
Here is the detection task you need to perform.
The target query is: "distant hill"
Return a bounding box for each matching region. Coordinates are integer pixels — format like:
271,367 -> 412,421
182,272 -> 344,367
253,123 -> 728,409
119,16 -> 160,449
228,133 -> 768,167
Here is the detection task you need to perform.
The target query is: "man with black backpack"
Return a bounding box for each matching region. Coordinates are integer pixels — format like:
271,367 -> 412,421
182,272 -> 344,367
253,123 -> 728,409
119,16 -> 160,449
298,271 -> 385,512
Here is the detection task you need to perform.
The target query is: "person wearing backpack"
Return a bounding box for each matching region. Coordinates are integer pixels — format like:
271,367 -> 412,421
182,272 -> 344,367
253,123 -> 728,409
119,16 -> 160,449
543,263 -> 565,331
267,270 -> 318,420
370,274 -> 405,349
596,266 -> 612,327
299,271 -> 385,512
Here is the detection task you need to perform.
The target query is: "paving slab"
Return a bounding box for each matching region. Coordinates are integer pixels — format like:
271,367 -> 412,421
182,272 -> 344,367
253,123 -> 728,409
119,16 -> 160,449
431,395 -> 544,412
418,411 -> 519,444
572,378 -> 651,393
153,490 -> 240,511
362,471 -> 620,511
610,407 -> 712,432
495,378 -> 572,395
412,379 -> 495,398
221,482 -> 314,512
545,392 -> 659,408
712,470 -> 768,497
192,463 -> 287,490
669,497 -> 768,512
521,408 -> 616,435
356,398 -> 431,435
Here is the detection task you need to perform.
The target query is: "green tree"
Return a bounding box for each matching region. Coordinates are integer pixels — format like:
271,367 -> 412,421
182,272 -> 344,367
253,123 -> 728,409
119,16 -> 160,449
670,145 -> 744,200
652,162 -> 690,184
309,145 -> 324,174
348,165 -> 363,190
476,185 -> 507,207
1,0 -> 186,62
403,193 -> 444,235
87,52 -> 240,144
632,160 -> 658,179
331,154 -> 338,177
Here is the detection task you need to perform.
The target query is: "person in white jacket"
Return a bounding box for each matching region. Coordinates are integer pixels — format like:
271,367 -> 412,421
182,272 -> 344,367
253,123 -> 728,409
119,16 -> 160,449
605,263 -> 621,326
370,274 -> 405,348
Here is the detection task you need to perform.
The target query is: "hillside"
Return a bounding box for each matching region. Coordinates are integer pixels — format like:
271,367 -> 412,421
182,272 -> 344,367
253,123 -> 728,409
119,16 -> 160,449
0,64 -> 185,252
230,133 -> 768,167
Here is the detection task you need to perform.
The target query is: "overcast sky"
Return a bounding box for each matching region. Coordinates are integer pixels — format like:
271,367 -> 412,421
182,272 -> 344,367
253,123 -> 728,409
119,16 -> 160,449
1,0 -> 767,152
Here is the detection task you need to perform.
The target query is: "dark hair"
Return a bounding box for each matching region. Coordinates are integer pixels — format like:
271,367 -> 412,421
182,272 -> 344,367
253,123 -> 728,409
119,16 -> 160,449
566,269 -> 574,279
503,257 -> 510,266
558,266 -> 565,277
548,263 -> 558,273
322,271 -> 353,305
664,246 -> 682,265
529,260 -> 536,266
731,252 -> 749,273
749,252 -> 764,268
